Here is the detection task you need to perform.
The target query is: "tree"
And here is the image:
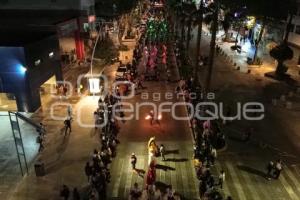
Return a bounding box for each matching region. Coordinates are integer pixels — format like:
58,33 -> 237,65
269,12 -> 295,78
244,0 -> 297,64
222,11 -> 232,42
218,0 -> 247,42
178,0 -> 197,48
204,0 -> 219,93
202,0 -> 249,92
173,1 -> 183,37
270,43 -> 293,78
194,0 -> 204,84
183,1 -> 197,50
180,11 -> 187,42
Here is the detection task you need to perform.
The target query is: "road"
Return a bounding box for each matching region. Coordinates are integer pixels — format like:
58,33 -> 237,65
106,81 -> 200,200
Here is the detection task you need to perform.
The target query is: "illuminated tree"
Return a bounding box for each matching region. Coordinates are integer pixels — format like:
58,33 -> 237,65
269,14 -> 295,78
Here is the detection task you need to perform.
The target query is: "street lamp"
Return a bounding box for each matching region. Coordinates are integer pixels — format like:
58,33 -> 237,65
88,22 -> 102,95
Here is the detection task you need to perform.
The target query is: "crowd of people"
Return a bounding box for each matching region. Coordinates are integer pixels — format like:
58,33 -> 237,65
128,3 -> 184,200
173,32 -> 231,200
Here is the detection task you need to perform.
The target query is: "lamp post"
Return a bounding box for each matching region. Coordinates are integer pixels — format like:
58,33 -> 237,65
88,22 -> 103,95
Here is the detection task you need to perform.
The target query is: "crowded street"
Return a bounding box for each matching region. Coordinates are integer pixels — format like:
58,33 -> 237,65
2,0 -> 300,200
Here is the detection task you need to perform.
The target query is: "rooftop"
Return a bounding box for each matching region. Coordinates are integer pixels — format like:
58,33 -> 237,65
0,9 -> 83,29
0,9 -> 81,46
0,29 -> 56,46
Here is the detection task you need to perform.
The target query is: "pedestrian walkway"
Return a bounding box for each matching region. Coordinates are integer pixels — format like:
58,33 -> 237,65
212,154 -> 300,200
201,26 -> 300,82
185,24 -> 300,200
107,142 -> 199,199
5,33 -> 131,200
105,16 -> 199,198
106,79 -> 199,199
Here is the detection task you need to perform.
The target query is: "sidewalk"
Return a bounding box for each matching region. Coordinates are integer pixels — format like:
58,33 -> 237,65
202,25 -> 300,83
7,34 -> 136,200
186,23 -> 300,200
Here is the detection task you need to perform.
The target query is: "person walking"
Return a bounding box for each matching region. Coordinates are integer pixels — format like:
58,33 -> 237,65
218,170 -> 225,189
36,133 -> 44,153
266,161 -> 274,180
84,162 -> 92,183
72,187 -> 81,200
274,159 -> 283,179
64,117 -> 72,136
210,147 -> 217,166
148,110 -> 160,126
149,110 -> 155,125
63,85 -> 68,97
166,185 -> 175,200
67,105 -> 72,118
131,153 -> 137,170
136,78 -> 145,89
39,122 -> 46,137
130,182 -> 142,200
159,144 -> 166,161
93,111 -> 99,130
60,185 -> 70,200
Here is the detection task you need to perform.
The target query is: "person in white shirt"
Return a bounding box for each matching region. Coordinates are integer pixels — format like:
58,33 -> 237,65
219,170 -> 225,189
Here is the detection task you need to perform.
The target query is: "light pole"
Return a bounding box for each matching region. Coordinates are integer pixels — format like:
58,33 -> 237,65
88,21 -> 103,96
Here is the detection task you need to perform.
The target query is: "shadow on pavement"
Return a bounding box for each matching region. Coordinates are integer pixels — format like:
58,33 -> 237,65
165,149 -> 179,155
165,158 -> 188,162
134,168 -> 145,178
155,164 -> 175,171
45,133 -> 72,174
237,164 -> 266,178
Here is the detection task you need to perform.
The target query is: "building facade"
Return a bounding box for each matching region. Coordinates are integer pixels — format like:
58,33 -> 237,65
0,0 -> 96,62
0,31 -> 63,112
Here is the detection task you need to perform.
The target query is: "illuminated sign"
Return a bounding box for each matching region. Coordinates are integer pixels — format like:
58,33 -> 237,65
89,78 -> 101,94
